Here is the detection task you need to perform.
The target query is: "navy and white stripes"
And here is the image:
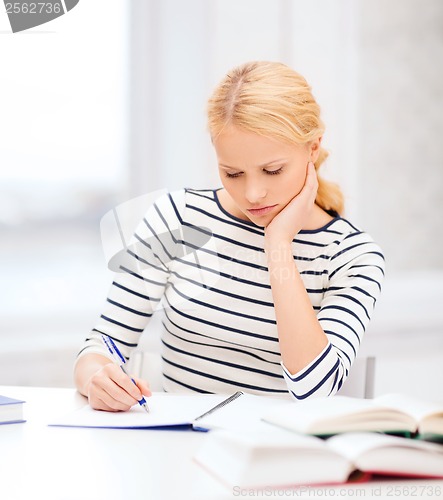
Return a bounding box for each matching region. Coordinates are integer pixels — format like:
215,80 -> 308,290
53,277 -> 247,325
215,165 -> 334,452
77,188 -> 385,400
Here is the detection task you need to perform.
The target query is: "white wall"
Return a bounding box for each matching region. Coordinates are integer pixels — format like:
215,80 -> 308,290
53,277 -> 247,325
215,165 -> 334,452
129,0 -> 360,205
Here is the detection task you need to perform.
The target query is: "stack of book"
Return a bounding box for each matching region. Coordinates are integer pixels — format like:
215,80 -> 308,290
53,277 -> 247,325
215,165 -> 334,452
194,393 -> 443,489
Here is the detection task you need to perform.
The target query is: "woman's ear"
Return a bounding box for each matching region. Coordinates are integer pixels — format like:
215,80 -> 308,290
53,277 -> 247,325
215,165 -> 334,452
309,137 -> 322,163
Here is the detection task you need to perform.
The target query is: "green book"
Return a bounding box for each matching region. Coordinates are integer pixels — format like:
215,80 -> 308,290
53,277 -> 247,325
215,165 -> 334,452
262,393 -> 443,440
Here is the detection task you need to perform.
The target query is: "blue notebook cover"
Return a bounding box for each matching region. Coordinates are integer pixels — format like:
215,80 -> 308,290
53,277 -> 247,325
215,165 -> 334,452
0,395 -> 26,424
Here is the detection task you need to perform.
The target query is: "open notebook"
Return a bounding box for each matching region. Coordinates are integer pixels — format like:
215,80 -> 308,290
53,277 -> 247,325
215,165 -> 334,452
49,391 -> 292,432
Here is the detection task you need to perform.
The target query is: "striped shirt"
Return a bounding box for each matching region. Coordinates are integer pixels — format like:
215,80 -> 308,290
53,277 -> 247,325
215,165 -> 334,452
77,188 -> 385,400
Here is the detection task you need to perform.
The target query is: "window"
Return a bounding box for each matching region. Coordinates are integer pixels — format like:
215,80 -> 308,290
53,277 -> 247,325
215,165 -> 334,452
0,3 -> 128,359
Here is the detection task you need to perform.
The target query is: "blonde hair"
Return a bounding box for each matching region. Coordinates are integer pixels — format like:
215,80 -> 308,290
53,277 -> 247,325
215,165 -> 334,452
207,61 -> 344,215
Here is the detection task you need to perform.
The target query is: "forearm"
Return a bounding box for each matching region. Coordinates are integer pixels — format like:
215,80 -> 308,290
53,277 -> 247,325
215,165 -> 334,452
74,353 -> 113,397
266,241 -> 328,374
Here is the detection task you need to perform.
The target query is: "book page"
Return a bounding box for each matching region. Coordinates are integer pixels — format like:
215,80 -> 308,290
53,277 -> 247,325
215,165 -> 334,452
328,432 -> 443,459
327,432 -> 443,478
375,393 -> 443,422
375,393 -> 443,436
262,396 -> 417,435
194,429 -> 354,488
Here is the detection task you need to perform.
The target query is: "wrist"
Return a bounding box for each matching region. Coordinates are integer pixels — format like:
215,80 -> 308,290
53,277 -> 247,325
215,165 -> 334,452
264,239 -> 292,264
265,220 -> 302,249
74,353 -> 111,397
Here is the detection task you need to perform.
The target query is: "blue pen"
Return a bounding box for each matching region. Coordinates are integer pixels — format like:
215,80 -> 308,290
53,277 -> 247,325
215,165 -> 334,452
101,334 -> 150,412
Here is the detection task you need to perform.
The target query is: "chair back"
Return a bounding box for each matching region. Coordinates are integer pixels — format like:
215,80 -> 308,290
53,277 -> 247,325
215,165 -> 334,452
337,356 -> 376,398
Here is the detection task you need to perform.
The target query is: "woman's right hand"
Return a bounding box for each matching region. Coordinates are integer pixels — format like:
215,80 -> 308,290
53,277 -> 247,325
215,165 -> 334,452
85,362 -> 151,412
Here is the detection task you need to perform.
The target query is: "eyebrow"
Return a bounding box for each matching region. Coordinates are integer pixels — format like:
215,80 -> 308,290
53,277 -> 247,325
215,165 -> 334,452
219,158 -> 287,170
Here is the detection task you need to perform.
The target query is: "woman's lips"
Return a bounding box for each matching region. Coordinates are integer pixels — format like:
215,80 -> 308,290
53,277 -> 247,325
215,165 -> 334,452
247,205 -> 277,217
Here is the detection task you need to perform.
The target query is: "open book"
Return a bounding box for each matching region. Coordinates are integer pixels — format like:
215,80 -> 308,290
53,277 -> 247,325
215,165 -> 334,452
49,391 -> 291,432
262,393 -> 443,440
194,429 -> 443,489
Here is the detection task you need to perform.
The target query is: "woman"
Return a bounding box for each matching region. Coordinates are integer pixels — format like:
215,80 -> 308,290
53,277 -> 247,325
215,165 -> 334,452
74,61 -> 385,411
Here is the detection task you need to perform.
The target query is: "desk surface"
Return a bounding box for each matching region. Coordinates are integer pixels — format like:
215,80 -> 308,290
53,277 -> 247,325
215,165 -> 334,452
1,386 -> 442,500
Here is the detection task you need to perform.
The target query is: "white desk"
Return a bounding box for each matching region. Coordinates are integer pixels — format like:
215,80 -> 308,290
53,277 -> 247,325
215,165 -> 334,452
1,386 -> 442,500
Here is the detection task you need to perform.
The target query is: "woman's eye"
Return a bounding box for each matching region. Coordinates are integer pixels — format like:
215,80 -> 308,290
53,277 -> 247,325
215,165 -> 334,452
264,167 -> 283,175
224,167 -> 283,178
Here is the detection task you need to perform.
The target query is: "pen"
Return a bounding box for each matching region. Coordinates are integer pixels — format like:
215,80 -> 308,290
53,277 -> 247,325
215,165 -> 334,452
101,334 -> 150,412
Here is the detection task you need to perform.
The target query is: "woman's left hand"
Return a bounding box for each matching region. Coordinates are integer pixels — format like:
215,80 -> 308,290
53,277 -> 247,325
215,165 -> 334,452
265,162 -> 318,246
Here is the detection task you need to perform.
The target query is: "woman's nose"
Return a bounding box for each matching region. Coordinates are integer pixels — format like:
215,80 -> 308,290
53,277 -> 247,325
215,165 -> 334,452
244,180 -> 267,204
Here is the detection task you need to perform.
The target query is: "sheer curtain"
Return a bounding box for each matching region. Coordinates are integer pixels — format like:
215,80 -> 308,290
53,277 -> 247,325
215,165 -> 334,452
0,2 -> 129,386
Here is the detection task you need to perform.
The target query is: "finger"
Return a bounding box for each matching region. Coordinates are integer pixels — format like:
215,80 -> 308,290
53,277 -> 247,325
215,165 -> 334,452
93,401 -> 117,412
95,378 -> 136,409
103,363 -> 142,401
133,377 -> 152,398
103,380 -> 138,407
89,383 -> 133,411
296,162 -> 317,203
105,370 -> 143,406
306,162 -> 318,188
306,162 -> 319,202
90,364 -> 141,409
96,397 -> 131,412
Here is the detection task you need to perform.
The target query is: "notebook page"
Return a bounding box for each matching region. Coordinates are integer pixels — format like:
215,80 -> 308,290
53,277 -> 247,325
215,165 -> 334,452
194,393 -> 292,432
49,393 -> 226,428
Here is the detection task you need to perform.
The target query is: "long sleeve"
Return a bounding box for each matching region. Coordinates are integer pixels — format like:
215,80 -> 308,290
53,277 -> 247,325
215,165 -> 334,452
281,230 -> 385,400
76,191 -> 186,362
